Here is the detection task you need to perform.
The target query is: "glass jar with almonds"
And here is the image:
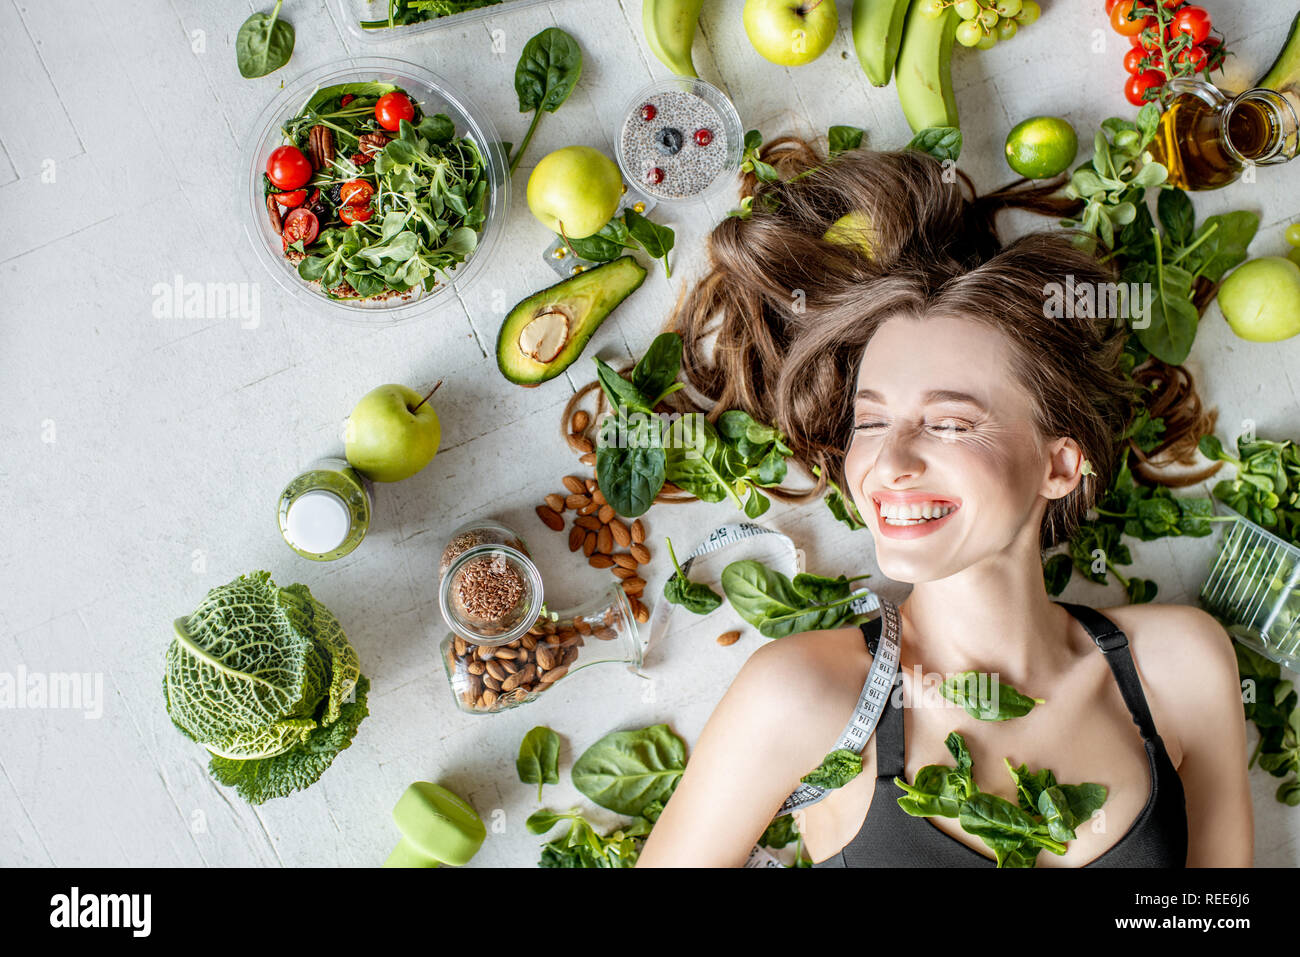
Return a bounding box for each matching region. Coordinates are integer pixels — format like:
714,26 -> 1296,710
440,583 -> 642,714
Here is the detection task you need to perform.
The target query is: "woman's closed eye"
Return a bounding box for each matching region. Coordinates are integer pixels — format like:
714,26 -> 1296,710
852,419 -> 973,434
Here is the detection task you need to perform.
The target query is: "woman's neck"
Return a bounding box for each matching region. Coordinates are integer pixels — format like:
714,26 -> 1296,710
899,528 -> 1074,681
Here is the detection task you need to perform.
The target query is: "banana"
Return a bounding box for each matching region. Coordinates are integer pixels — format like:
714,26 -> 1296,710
894,0 -> 958,133
851,0 -> 912,87
642,0 -> 704,79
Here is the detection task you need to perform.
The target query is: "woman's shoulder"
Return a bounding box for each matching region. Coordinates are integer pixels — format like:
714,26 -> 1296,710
1093,601 -> 1233,669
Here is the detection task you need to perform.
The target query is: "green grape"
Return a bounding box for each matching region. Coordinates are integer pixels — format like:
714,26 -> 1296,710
953,0 -> 980,20
976,31 -> 999,50
996,16 -> 1018,40
1286,223 -> 1300,247
1014,0 -> 1040,24
955,18 -> 984,46
994,0 -> 1021,16
977,7 -> 999,29
918,0 -> 948,18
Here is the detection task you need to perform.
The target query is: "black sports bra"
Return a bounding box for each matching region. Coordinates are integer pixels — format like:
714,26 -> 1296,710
814,602 -> 1188,868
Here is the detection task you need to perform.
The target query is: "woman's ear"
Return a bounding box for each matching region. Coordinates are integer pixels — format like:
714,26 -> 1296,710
1041,437 -> 1085,501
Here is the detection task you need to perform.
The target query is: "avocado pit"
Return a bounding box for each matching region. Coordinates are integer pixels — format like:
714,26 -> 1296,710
518,307 -> 571,363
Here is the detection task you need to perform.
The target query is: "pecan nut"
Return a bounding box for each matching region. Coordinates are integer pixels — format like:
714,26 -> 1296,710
267,194 -> 283,235
307,125 -> 335,170
357,132 -> 390,158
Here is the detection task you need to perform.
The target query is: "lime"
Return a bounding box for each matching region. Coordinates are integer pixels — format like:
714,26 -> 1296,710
1005,116 -> 1079,179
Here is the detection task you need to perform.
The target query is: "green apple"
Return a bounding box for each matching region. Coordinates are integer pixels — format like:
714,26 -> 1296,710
1217,256 -> 1300,343
742,0 -> 838,67
345,384 -> 442,482
526,146 -> 624,240
823,210 -> 874,256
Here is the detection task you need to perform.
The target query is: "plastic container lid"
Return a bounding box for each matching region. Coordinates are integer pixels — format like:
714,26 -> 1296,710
285,490 -> 352,555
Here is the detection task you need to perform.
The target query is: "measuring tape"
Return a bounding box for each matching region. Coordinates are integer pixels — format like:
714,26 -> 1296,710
640,521 -> 899,818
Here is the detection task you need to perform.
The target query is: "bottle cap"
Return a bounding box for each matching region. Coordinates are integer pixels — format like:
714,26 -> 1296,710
384,782 -> 486,867
284,490 -> 351,556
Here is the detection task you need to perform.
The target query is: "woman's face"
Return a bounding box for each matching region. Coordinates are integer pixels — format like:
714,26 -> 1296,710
844,314 -> 1077,584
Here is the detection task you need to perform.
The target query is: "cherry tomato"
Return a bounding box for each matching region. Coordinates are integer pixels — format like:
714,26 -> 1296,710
273,188 -> 307,209
1110,0 -> 1150,37
374,92 -> 415,131
339,205 -> 374,225
281,208 -> 319,250
1125,69 -> 1165,106
1105,0 -> 1120,13
266,145 -> 312,191
340,93 -> 356,107
1172,6 -> 1211,45
1123,46 -> 1147,74
338,180 -> 375,207
1176,44 -> 1208,72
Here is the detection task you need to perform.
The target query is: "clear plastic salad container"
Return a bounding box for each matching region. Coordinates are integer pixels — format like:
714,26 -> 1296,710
242,57 -> 509,324
334,0 -> 555,45
1199,507 -> 1300,671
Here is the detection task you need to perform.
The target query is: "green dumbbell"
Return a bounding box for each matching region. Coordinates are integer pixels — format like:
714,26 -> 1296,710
383,782 -> 486,868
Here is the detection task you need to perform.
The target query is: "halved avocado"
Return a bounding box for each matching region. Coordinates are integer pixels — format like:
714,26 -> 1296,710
496,256 -> 647,386
1257,12 -> 1300,93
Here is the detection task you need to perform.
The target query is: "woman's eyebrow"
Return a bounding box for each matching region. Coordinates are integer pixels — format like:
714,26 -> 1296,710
855,388 -> 987,410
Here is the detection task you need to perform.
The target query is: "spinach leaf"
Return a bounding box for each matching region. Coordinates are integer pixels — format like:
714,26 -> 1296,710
801,749 -> 863,789
939,671 -> 1045,721
596,431 -> 665,519
740,128 -> 780,183
1183,210 -> 1259,282
511,27 -> 582,174
720,560 -> 870,639
516,726 -> 561,801
1042,553 -> 1072,595
663,537 -> 723,616
567,218 -> 631,262
571,723 -> 686,816
237,0 -> 294,79
594,355 -> 653,416
828,125 -> 865,156
759,813 -> 800,849
631,332 -> 683,407
906,126 -> 962,162
1157,188 -> 1195,247
624,209 -> 675,278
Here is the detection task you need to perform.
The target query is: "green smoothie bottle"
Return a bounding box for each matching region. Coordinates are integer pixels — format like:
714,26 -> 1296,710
277,457 -> 372,561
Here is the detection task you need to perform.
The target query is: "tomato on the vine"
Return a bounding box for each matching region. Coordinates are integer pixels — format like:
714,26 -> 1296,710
1176,44 -> 1208,72
339,205 -> 374,225
1123,46 -> 1148,74
339,180 -> 375,207
1105,0 -> 1120,13
374,91 -> 415,131
1172,5 -> 1212,45
281,208 -> 319,251
266,146 -> 312,191
1110,0 -> 1150,37
1125,69 -> 1165,106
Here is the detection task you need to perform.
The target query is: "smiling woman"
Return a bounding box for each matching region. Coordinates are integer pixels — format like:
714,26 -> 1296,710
636,146 -> 1252,869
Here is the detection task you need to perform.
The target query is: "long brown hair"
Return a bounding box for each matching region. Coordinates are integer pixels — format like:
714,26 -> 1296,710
666,146 -> 1135,549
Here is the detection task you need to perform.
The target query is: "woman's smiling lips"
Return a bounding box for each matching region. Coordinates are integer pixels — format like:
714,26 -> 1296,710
869,490 -> 962,540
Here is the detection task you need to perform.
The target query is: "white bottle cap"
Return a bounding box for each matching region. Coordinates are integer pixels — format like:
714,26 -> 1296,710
285,490 -> 351,555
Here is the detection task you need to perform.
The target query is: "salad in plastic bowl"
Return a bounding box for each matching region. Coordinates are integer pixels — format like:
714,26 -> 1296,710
243,58 -> 509,322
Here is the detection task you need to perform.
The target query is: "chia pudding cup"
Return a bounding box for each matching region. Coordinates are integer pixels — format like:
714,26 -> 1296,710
439,543 -> 544,647
616,77 -> 743,206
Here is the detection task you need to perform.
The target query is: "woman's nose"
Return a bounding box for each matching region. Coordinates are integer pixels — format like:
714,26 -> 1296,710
874,428 -> 926,485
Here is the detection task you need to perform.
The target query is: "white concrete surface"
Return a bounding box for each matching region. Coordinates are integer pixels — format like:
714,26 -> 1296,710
1,0 -> 1297,867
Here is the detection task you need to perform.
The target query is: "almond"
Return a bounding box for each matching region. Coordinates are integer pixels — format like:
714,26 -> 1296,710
482,689 -> 498,708
596,526 -> 613,554
717,630 -> 742,646
613,553 -> 639,570
563,475 -> 587,495
568,525 -> 585,552
578,500 -> 600,516
562,645 -> 581,666
574,436 -> 595,454
589,554 -> 615,569
610,520 -> 632,547
536,645 -> 556,670
574,618 -> 592,636
453,635 -> 468,657
536,505 -> 564,531
583,531 -> 597,556
522,634 -> 538,650
612,566 -> 638,580
630,543 -> 652,565
585,478 -> 597,493
572,410 -> 591,432
631,598 -> 650,623
593,626 -> 618,640
494,647 -> 518,659
545,492 -> 566,513
539,665 -> 568,685
565,493 -> 589,510
467,660 -> 486,675
592,488 -> 606,506
598,504 -> 616,524
483,674 -> 502,692
576,515 -> 601,531
622,577 -> 646,596
486,661 -> 506,681
580,452 -> 597,466
631,519 -> 646,544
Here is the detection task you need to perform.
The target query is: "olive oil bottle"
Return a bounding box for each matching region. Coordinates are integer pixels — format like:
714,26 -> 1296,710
1150,79 -> 1299,190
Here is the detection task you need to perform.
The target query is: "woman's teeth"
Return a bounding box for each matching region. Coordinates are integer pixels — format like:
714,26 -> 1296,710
879,502 -> 956,526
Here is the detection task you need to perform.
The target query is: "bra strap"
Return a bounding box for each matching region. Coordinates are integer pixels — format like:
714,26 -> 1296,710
1057,602 -> 1160,742
867,605 -> 905,778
